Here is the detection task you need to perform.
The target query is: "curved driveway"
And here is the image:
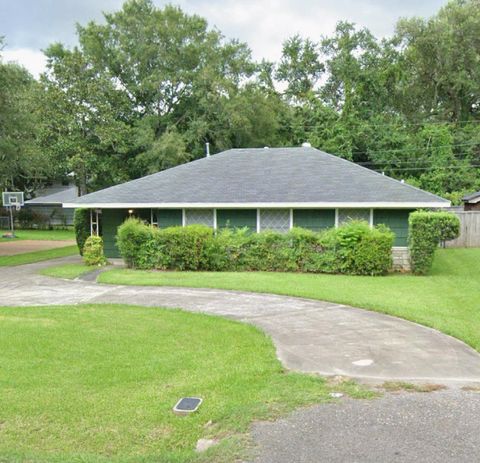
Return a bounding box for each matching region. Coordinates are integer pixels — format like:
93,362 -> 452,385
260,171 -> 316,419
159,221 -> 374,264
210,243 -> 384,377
2,256 -> 480,385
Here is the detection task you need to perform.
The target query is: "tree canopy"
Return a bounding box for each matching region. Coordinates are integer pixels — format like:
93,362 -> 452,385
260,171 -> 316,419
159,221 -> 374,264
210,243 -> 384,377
2,0 -> 480,203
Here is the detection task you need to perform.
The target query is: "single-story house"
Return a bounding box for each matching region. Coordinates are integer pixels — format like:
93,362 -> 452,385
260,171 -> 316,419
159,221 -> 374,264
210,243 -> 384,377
63,146 -> 450,258
462,191 -> 480,211
25,184 -> 78,226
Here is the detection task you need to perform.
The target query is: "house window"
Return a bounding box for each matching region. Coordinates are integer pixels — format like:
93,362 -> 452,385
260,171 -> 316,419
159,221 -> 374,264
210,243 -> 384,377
184,209 -> 214,227
216,209 -> 257,232
338,208 -> 370,225
293,209 -> 335,232
259,209 -> 290,233
157,209 -> 183,228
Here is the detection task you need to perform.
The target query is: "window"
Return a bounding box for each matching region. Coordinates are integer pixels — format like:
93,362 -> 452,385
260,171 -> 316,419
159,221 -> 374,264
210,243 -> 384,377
259,209 -> 290,233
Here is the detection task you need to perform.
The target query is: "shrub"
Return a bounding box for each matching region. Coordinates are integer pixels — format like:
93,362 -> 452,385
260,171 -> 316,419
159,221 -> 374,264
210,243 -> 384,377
74,209 -> 90,256
17,208 -> 49,229
318,221 -> 394,275
116,218 -> 395,276
408,211 -> 460,275
83,236 -> 106,266
348,225 -> 394,275
153,225 -> 214,271
116,218 -> 154,268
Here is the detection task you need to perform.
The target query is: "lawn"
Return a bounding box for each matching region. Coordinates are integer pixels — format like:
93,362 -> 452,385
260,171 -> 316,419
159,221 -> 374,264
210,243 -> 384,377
0,245 -> 78,266
0,228 -> 74,242
0,304 -> 371,462
40,262 -> 96,279
98,249 -> 480,352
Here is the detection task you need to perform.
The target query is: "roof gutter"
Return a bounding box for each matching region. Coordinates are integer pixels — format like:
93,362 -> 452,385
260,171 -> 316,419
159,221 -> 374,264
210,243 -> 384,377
62,201 -> 451,209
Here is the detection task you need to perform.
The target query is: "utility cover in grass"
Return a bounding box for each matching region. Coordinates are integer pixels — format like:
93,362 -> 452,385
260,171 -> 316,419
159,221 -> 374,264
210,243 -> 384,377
173,397 -> 202,415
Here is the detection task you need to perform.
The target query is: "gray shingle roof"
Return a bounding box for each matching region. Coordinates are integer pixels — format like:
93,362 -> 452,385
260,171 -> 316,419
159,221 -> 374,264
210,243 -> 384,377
26,186 -> 78,205
462,191 -> 480,202
65,147 -> 449,207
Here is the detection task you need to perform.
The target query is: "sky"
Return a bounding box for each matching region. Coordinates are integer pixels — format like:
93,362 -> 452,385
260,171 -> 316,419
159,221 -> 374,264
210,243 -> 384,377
1,0 -> 448,78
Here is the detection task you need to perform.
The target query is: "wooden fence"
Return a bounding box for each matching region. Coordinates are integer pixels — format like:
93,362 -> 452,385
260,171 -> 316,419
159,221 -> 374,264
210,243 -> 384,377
446,211 -> 480,248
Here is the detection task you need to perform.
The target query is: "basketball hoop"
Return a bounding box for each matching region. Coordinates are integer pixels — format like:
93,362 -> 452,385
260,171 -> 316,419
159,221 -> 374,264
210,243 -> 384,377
2,191 -> 24,236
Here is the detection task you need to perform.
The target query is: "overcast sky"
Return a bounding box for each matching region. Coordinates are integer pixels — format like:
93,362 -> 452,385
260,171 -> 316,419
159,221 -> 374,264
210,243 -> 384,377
1,0 -> 447,77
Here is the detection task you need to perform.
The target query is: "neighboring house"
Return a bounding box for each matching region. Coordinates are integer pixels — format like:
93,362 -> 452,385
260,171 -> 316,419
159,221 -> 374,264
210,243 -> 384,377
64,146 -> 450,258
25,185 -> 78,226
462,191 -> 480,211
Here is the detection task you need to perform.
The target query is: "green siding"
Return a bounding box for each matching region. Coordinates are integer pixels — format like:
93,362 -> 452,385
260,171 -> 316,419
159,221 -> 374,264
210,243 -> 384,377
293,209 -> 335,232
373,209 -> 413,246
217,209 -> 257,231
157,209 -> 183,228
101,209 -> 129,258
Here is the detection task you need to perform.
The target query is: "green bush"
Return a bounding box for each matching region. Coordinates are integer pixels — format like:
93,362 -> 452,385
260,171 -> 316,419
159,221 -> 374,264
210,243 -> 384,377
83,236 -> 106,266
74,209 -> 90,256
17,208 -> 49,229
116,218 -> 154,268
408,211 -> 460,275
116,218 -> 395,275
317,221 -> 394,275
153,225 -> 214,271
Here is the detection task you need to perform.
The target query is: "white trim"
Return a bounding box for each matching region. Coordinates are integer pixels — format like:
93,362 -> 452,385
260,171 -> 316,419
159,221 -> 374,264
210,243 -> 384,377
90,209 -> 93,236
289,208 -> 293,230
181,209 -> 186,227
334,208 -> 339,228
95,210 -> 99,236
256,209 -> 260,233
213,208 -> 217,230
369,208 -> 374,228
63,201 -> 451,209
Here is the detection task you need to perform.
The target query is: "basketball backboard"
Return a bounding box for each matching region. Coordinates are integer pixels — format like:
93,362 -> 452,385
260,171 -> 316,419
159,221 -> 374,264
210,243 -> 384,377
2,192 -> 24,207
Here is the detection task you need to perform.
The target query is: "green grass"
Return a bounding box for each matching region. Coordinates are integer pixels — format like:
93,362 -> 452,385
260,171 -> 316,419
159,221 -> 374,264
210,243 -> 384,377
0,229 -> 74,242
40,262 -> 96,279
98,249 -> 480,352
0,304 -> 372,462
0,245 -> 78,266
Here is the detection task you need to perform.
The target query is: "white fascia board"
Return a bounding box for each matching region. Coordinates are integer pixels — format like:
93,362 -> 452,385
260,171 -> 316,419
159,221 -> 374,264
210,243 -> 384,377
63,201 -> 451,209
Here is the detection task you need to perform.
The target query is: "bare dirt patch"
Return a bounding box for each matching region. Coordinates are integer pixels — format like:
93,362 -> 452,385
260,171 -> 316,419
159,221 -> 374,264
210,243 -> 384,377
381,381 -> 447,393
0,240 -> 76,256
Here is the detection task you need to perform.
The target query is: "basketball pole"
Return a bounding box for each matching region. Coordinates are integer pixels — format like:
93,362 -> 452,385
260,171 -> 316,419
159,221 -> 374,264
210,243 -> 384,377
9,205 -> 14,236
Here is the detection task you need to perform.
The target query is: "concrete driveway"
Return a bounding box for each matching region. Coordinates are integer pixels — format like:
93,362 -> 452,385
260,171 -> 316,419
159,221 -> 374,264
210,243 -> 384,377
2,256 -> 480,385
251,389 -> 480,463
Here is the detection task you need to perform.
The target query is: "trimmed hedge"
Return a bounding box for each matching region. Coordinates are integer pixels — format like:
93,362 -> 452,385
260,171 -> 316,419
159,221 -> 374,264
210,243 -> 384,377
83,235 -> 106,266
116,218 -> 395,276
74,209 -> 90,256
408,211 -> 460,275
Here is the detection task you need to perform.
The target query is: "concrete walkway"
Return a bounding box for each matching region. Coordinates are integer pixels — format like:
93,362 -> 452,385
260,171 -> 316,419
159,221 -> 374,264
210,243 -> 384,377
2,256 -> 480,385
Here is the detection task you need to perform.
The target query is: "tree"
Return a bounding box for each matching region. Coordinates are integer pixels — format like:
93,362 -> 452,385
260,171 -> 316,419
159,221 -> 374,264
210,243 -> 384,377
39,0 -> 277,190
0,38 -> 45,192
276,35 -> 324,101
395,0 -> 480,121
39,44 -> 133,194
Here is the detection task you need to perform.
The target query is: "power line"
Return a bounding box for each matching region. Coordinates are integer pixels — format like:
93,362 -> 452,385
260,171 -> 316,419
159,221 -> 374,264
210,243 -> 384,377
371,165 -> 480,172
288,118 -> 480,130
357,158 -> 476,166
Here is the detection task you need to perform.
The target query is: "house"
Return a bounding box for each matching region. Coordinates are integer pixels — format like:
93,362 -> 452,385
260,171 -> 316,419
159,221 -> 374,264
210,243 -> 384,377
63,146 -> 450,258
462,191 -> 480,211
26,184 -> 78,226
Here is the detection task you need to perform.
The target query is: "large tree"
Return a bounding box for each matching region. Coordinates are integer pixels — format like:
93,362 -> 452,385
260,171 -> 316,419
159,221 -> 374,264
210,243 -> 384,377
0,38 -> 46,193
38,0 -> 285,192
